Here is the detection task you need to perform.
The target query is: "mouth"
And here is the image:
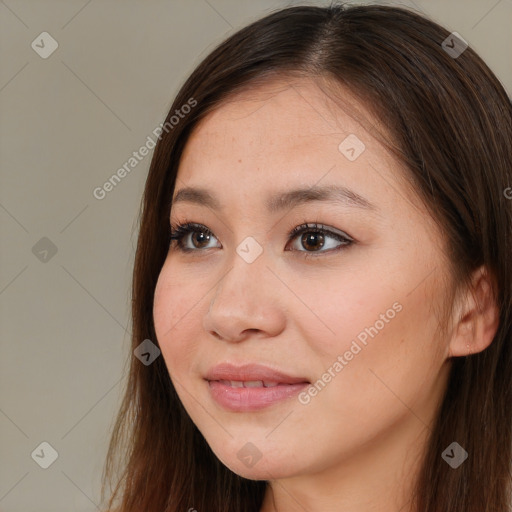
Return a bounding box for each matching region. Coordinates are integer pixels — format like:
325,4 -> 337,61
204,363 -> 310,412
204,362 -> 310,385
206,379 -> 310,412
212,379 -> 307,388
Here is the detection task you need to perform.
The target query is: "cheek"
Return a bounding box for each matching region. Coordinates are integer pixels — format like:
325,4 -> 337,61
302,269 -> 403,357
153,268 -> 176,336
315,240 -> 442,360
306,257 -> 443,388
152,263 -> 204,372
316,281 -> 442,422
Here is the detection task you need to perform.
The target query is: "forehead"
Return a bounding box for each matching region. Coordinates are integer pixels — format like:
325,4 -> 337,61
182,77 -> 379,160
173,76 -> 423,222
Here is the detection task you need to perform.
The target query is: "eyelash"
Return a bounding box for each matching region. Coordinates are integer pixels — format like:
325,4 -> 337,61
169,219 -> 355,259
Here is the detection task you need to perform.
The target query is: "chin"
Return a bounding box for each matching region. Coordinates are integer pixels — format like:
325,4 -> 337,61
213,447 -> 299,481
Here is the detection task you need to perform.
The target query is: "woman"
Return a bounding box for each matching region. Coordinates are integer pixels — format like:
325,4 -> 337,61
102,3 -> 512,511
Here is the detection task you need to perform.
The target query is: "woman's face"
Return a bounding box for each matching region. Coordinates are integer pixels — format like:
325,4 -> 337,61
153,77 -> 453,490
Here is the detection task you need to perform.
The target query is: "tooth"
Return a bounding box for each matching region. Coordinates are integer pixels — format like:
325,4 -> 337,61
263,381 -> 279,387
230,380 -> 244,388
244,380 -> 263,387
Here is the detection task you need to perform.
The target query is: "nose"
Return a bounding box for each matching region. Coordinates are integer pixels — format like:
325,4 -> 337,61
202,250 -> 286,343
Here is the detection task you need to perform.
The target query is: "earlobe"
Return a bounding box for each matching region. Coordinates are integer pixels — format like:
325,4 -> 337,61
447,265 -> 500,358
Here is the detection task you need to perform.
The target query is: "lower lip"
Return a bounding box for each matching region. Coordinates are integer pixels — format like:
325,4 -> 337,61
207,380 -> 309,412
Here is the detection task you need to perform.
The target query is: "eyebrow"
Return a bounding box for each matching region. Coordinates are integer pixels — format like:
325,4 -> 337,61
171,184 -> 377,213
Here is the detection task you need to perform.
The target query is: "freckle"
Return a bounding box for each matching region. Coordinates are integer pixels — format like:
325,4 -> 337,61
238,159 -> 242,163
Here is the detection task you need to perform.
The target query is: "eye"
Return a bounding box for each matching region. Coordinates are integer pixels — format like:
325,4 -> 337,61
169,222 -> 220,252
169,220 -> 354,256
286,222 -> 354,257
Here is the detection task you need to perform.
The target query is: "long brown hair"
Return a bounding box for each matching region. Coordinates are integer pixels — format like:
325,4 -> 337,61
101,3 -> 512,511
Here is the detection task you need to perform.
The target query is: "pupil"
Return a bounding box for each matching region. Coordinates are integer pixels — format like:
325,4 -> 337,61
302,232 -> 324,251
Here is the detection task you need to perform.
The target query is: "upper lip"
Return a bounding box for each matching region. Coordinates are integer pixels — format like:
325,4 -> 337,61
205,363 -> 310,384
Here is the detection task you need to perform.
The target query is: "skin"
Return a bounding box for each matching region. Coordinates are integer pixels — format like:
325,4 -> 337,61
152,76 -> 498,512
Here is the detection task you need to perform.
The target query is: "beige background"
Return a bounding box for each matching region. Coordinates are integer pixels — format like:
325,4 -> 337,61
0,0 -> 510,510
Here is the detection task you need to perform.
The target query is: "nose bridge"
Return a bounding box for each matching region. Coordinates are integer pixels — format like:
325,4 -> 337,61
204,239 -> 285,340
211,238 -> 268,309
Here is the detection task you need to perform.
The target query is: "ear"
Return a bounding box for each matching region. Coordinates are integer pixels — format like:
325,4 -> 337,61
447,265 -> 500,357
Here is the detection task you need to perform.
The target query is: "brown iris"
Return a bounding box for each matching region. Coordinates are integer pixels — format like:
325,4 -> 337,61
301,231 -> 325,251
191,231 -> 211,249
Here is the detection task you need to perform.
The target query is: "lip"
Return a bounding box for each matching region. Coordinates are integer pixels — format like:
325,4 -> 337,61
205,363 -> 310,412
205,362 -> 310,385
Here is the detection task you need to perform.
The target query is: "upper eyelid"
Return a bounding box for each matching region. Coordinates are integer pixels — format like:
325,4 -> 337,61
289,222 -> 353,241
169,221 -> 347,237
